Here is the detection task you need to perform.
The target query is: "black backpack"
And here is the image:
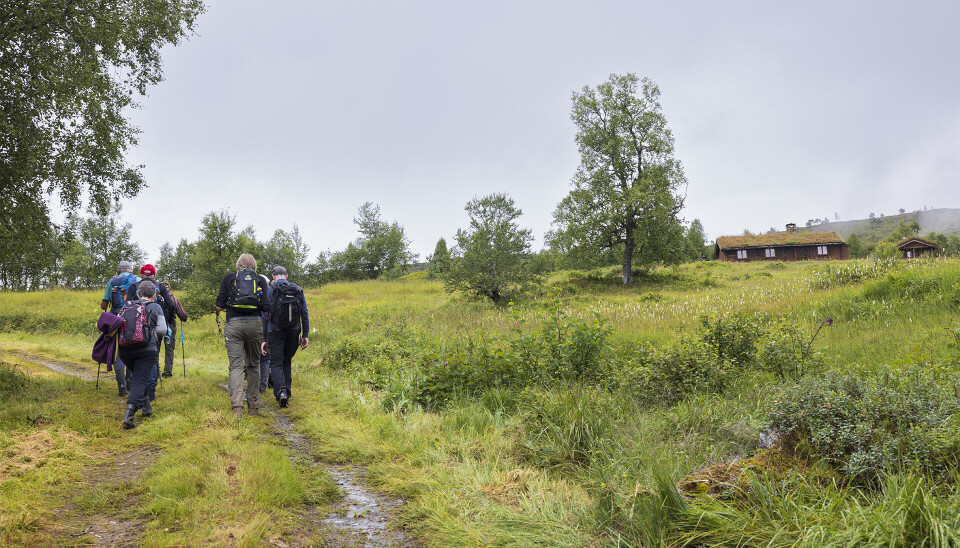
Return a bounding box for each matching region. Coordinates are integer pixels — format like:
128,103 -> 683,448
227,268 -> 261,310
271,282 -> 302,331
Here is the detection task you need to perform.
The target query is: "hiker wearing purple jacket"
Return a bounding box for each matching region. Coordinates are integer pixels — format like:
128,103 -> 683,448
101,260 -> 140,397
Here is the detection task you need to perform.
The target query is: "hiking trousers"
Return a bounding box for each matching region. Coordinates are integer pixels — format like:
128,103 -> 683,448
224,318 -> 262,411
268,328 -> 300,401
162,320 -> 177,375
120,348 -> 157,411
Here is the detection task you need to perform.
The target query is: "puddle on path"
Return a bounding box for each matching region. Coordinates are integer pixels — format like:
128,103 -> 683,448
273,412 -> 416,548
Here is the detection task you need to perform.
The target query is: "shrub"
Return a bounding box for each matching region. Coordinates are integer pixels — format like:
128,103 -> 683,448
698,313 -> 765,370
756,321 -> 825,380
769,364 -> 960,483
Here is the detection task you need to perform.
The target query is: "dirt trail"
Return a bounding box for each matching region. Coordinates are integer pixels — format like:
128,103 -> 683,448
53,446 -> 162,547
272,411 -> 416,548
3,350 -> 98,381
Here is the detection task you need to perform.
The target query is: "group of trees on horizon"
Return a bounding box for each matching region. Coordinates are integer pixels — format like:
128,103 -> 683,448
4,6 -> 956,303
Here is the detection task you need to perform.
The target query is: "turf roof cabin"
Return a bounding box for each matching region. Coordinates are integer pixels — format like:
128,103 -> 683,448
898,237 -> 938,259
714,224 -> 849,262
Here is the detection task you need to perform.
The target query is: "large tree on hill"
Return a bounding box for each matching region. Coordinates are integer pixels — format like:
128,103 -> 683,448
0,0 -> 204,268
549,74 -> 687,285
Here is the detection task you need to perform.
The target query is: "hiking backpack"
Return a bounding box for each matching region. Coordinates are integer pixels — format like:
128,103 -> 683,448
271,282 -> 302,331
117,302 -> 154,348
109,275 -> 138,313
227,268 -> 261,310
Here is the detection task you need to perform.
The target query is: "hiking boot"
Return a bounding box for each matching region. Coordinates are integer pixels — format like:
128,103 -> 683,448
161,372 -> 172,378
279,391 -> 289,408
141,399 -> 152,417
249,407 -> 259,416
119,387 -> 128,398
232,407 -> 243,418
123,404 -> 137,429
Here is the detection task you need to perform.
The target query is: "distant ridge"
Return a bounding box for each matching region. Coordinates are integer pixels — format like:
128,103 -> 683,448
798,208 -> 960,246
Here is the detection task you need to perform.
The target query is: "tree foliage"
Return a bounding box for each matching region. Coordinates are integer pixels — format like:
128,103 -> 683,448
425,237 -> 452,279
549,74 -> 687,284
443,193 -> 543,304
311,202 -> 416,283
0,0 -> 205,254
60,204 -> 146,289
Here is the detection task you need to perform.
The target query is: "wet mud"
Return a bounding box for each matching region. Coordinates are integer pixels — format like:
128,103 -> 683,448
272,412 -> 416,548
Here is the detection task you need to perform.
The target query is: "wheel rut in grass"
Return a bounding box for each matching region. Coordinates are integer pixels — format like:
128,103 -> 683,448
3,350 -> 97,381
53,446 -> 162,547
271,410 -> 416,548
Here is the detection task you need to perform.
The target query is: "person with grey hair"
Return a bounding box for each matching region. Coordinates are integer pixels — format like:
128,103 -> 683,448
118,280 -> 167,429
215,253 -> 270,417
100,260 -> 141,397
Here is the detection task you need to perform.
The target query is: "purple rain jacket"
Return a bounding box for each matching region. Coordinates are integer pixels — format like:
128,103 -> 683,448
92,312 -> 125,371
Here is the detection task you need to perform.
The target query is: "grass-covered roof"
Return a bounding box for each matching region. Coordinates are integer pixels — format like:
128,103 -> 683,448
897,237 -> 938,248
716,231 -> 845,249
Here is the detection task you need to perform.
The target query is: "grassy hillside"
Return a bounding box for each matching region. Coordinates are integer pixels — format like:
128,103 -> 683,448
801,207 -> 960,246
2,259 -> 960,546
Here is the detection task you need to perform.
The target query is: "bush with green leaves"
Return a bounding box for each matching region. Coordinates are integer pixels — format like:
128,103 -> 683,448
756,320 -> 826,379
769,364 -> 960,483
619,338 -> 731,406
697,313 -> 765,369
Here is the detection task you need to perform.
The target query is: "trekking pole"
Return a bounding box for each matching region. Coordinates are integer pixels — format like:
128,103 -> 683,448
216,310 -> 223,337
96,363 -> 101,389
180,319 -> 186,378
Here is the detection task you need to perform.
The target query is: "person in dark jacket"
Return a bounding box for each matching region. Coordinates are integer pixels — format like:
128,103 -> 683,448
260,266 -> 309,408
215,254 -> 270,417
101,260 -> 140,397
129,264 -> 175,401
119,280 -> 167,429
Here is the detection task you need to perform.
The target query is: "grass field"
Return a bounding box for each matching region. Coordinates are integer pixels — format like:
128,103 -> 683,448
2,258 -> 960,546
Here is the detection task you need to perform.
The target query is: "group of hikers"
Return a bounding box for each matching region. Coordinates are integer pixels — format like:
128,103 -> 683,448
95,253 -> 310,429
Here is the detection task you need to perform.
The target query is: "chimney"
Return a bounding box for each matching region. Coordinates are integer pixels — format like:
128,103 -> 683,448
786,223 -> 797,233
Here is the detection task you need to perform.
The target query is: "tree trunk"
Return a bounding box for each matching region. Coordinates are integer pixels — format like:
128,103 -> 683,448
621,226 -> 635,285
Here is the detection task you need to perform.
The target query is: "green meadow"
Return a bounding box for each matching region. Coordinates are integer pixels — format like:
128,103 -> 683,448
2,258 -> 960,546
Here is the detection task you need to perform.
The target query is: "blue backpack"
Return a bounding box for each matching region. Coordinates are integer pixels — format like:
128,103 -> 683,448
109,274 -> 138,314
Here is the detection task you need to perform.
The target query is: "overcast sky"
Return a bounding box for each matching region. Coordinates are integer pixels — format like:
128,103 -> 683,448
119,0 -> 960,263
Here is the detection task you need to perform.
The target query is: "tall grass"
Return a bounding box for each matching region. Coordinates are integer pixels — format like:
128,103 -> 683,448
2,258 -> 960,546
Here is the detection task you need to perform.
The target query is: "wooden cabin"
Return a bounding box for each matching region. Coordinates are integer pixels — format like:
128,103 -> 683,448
715,225 -> 848,262
898,237 -> 938,259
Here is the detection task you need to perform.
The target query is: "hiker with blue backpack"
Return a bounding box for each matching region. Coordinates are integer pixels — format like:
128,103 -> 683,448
215,254 -> 270,418
100,261 -> 140,397
260,266 -> 309,409
117,280 -> 169,429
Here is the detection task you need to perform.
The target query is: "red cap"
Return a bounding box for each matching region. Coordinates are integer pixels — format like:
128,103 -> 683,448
140,264 -> 156,276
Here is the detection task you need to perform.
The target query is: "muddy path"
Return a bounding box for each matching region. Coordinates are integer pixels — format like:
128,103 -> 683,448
52,446 -> 162,547
270,410 -> 417,548
2,350 -> 98,381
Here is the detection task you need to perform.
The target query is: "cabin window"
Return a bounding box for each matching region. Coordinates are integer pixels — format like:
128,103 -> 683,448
736,249 -> 747,259
765,248 -> 776,258
817,245 -> 828,255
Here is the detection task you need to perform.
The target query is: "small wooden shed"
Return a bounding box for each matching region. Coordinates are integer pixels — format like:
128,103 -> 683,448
898,237 -> 938,259
714,229 -> 848,262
